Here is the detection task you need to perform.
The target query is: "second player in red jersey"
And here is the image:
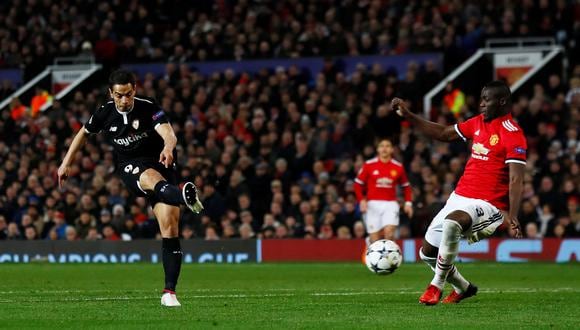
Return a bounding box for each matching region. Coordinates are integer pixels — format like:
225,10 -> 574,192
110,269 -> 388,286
354,139 -> 413,243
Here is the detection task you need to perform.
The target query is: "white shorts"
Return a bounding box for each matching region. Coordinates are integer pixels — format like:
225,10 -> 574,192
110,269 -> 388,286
363,201 -> 400,234
425,192 -> 504,247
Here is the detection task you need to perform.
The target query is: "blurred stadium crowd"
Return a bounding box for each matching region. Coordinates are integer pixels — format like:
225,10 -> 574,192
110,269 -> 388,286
0,0 -> 579,241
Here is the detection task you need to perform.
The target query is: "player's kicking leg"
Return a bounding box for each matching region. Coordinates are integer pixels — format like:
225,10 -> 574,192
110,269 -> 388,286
419,210 -> 474,305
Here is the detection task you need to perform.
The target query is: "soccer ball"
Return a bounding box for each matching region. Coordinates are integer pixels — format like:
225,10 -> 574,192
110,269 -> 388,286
365,239 -> 403,275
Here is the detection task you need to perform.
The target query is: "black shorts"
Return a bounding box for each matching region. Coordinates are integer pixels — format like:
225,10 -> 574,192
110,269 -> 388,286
117,157 -> 177,206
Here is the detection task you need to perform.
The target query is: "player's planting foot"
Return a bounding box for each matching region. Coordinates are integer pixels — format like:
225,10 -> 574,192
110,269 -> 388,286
161,291 -> 181,307
442,283 -> 478,304
182,182 -> 203,213
419,284 -> 442,305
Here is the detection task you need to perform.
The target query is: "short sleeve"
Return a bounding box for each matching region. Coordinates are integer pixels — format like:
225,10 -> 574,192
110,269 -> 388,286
84,105 -> 106,134
354,164 -> 368,186
151,105 -> 170,128
455,116 -> 479,142
398,167 -> 410,187
504,132 -> 527,165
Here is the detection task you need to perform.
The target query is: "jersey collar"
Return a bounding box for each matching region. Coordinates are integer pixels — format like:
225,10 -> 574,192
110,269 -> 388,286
115,103 -> 134,115
489,112 -> 512,123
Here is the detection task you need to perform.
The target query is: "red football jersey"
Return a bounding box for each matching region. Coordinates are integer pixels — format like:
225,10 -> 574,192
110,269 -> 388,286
454,113 -> 527,210
354,158 -> 412,202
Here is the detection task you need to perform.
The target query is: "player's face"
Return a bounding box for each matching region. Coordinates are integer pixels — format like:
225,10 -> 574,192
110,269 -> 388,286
377,140 -> 393,159
479,87 -> 503,122
110,83 -> 135,112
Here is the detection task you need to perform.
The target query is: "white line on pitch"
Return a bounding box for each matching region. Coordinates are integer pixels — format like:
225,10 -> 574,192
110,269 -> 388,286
0,288 -> 578,303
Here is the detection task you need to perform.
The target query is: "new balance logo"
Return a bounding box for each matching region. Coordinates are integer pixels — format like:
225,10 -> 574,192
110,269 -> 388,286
502,120 -> 518,132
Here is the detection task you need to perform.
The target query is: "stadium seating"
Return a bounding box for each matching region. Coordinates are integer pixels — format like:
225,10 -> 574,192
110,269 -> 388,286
0,0 -> 578,241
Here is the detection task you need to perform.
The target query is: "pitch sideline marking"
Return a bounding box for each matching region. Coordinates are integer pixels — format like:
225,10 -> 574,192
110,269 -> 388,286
0,288 -> 577,303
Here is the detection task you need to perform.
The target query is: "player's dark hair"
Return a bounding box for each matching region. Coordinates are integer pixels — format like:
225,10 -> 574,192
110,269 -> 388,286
375,137 -> 393,145
108,69 -> 136,89
485,80 -> 512,104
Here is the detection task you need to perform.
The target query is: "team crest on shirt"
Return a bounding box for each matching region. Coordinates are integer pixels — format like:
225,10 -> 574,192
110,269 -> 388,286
390,170 -> 398,177
489,134 -> 499,146
132,119 -> 139,130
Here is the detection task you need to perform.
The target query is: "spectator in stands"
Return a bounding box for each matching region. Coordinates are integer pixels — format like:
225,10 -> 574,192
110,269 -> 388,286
525,222 -> 542,239
239,223 -> 255,239
7,222 -> 21,240
0,216 -> 8,239
23,226 -> 38,240
65,226 -> 79,241
181,225 -> 195,240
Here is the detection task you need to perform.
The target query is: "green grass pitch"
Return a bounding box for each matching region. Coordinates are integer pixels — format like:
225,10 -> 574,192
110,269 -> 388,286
0,262 -> 578,328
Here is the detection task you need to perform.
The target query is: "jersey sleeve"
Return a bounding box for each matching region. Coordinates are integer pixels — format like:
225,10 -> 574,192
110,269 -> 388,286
398,167 -> 412,202
84,105 -> 107,134
354,164 -> 368,186
504,131 -> 527,165
353,164 -> 368,202
454,116 -> 478,142
151,104 -> 170,128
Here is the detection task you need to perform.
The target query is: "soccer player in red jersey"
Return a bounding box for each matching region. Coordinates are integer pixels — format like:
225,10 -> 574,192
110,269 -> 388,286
393,80 -> 526,305
354,139 -> 413,243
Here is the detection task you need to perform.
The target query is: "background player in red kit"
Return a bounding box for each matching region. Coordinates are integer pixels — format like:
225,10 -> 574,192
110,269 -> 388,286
393,80 -> 526,305
354,138 -> 413,243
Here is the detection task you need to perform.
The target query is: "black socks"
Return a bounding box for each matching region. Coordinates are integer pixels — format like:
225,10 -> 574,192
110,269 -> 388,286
154,181 -> 183,206
162,237 -> 182,292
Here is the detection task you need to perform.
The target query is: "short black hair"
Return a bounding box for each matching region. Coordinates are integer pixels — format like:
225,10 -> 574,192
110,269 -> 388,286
108,69 -> 136,89
484,80 -> 512,102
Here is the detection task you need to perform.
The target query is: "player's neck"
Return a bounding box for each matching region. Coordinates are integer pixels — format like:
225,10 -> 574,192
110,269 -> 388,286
115,104 -> 134,114
379,156 -> 391,163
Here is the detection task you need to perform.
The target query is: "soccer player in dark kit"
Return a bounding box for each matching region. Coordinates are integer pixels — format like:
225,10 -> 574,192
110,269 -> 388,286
58,69 -> 203,307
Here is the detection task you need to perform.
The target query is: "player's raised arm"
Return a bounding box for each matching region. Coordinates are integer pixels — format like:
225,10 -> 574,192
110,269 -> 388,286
392,97 -> 460,142
506,162 -> 525,238
57,127 -> 89,188
155,122 -> 177,168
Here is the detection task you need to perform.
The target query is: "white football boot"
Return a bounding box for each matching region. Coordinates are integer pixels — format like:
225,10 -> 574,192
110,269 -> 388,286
161,292 -> 182,307
182,182 -> 204,213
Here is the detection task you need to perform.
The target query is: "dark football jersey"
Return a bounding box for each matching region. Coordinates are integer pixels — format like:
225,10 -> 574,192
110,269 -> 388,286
84,96 -> 169,162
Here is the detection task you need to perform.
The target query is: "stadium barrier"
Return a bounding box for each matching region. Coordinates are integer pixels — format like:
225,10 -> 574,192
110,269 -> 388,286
0,239 -> 577,263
